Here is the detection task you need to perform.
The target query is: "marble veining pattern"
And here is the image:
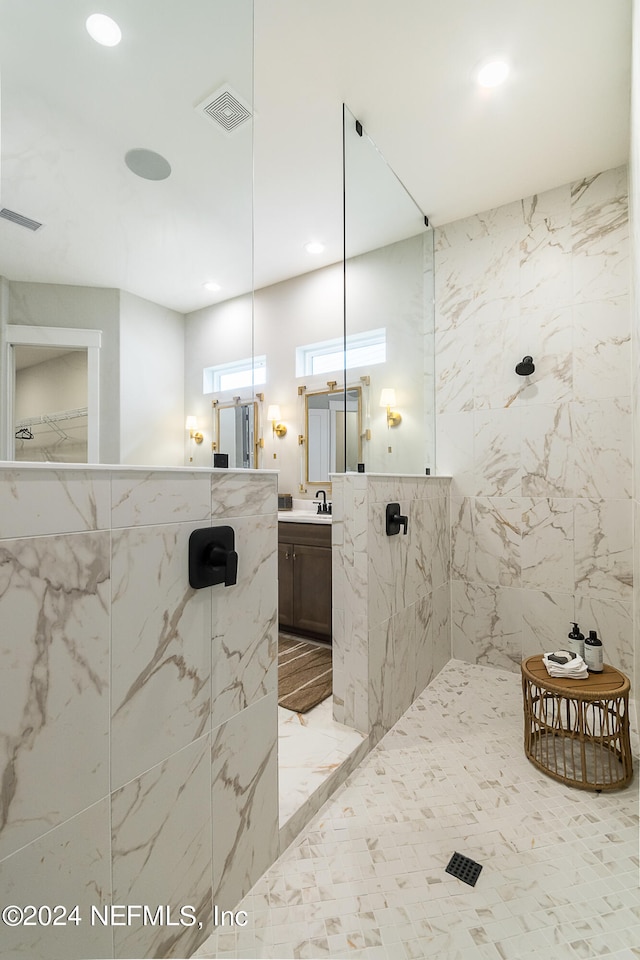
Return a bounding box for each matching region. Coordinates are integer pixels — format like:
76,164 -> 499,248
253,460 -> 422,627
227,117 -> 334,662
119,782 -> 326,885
111,470 -> 212,528
111,737 -> 212,959
437,166 -> 633,675
0,531 -> 110,860
211,471 -> 278,519
110,522 -> 211,790
332,475 -> 451,739
211,515 -> 278,730
212,693 -> 279,914
0,469 -> 110,539
194,660 -> 640,960
0,799 -> 112,960
0,464 -> 281,960
277,700 -> 367,830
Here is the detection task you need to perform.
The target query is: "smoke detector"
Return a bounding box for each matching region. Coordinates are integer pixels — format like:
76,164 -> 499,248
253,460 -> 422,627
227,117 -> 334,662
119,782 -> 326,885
195,83 -> 252,135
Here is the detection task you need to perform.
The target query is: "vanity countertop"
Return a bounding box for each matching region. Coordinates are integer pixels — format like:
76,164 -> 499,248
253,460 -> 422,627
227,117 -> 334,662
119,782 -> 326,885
277,509 -> 332,524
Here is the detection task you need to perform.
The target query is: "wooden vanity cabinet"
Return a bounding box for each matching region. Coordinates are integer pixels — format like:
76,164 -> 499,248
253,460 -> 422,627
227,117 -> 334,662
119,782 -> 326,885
278,522 -> 332,641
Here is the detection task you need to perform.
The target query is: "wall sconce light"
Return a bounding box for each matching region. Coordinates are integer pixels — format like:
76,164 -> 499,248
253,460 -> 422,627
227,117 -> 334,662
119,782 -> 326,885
185,415 -> 203,444
267,404 -> 287,438
379,389 -> 402,427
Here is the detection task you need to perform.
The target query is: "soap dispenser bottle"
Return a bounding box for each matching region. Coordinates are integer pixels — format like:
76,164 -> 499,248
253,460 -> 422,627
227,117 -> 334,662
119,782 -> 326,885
584,630 -> 604,673
567,622 -> 585,659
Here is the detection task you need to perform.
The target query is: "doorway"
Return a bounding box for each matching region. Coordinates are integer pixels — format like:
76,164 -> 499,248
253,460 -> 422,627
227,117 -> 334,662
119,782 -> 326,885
4,325 -> 101,462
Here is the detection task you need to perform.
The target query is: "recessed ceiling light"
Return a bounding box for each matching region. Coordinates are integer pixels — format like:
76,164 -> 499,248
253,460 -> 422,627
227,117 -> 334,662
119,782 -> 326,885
477,59 -> 509,88
124,148 -> 171,181
203,281 -> 221,292
304,241 -> 325,254
86,13 -> 122,47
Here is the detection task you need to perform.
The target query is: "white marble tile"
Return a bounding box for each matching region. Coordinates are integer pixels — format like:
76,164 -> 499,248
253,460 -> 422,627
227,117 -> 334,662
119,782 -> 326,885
521,588 -> 575,657
277,704 -> 366,828
428,493 -> 450,591
451,580 -> 522,672
519,204 -> 572,310
0,532 -> 110,860
574,596 -> 633,678
474,312 -> 521,410
571,398 -> 632,499
339,599 -> 369,735
212,693 -> 279,913
573,297 -> 631,401
432,581 -> 452,679
0,799 -> 112,960
435,413 -> 477,496
211,515 -> 277,729
473,409 -> 522,497
366,616 -> 385,743
435,199 -> 524,250
367,500 -> 402,625
450,495 -> 474,583
435,323 -> 475,413
574,499 -> 633,601
0,467 -> 110,538
414,593 -> 435,697
111,522 -> 211,789
521,402 -> 573,497
331,606 -> 347,726
571,166 -> 628,210
474,497 -> 521,587
111,469 -> 212,528
111,736 -> 212,960
211,471 -> 277,519
514,307 -> 573,405
521,498 -> 574,592
571,173 -> 629,303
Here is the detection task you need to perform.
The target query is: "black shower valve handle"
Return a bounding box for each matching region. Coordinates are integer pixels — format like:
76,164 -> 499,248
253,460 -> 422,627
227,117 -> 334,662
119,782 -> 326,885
188,526 -> 238,589
386,502 -> 408,536
205,543 -> 239,587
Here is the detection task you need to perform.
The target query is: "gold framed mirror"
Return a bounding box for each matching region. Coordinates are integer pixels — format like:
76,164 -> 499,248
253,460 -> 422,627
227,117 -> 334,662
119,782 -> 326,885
213,399 -> 259,469
305,386 -> 362,483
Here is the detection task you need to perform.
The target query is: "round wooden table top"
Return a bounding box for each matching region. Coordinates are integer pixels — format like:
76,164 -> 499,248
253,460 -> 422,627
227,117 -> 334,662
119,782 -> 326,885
521,654 -> 630,699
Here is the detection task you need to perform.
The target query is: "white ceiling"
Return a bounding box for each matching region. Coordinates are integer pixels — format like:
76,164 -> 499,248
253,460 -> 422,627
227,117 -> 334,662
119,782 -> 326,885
0,0 -> 631,314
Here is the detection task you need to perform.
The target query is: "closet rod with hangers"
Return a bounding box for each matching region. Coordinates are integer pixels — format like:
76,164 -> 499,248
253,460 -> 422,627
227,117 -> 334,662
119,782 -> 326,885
14,406 -> 88,429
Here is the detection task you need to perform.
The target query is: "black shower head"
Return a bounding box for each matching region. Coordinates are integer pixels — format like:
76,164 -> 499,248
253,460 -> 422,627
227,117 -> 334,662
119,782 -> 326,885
515,355 -> 535,377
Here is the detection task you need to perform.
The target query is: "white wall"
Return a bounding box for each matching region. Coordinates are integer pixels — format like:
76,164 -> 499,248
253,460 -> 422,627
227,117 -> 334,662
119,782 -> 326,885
119,291 -> 185,466
15,350 -> 86,419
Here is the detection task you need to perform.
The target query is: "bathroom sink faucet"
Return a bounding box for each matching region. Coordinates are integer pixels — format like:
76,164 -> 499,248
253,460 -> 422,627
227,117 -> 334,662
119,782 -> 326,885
315,490 -> 329,514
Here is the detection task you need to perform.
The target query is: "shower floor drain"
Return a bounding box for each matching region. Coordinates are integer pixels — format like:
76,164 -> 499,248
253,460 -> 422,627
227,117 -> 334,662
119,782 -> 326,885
445,851 -> 483,886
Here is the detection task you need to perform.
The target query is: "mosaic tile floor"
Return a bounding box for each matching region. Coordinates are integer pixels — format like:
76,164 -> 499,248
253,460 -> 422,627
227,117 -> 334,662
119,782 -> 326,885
194,660 -> 640,960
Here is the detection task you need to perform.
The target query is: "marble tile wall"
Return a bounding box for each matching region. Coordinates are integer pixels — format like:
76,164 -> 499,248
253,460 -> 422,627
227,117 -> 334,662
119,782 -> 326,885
435,166 -> 633,678
0,464 -> 279,960
332,473 -> 451,739
630,8 -> 640,734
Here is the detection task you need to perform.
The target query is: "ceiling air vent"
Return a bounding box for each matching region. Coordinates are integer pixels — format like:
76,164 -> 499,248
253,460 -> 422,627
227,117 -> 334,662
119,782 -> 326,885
0,208 -> 43,231
195,83 -> 252,135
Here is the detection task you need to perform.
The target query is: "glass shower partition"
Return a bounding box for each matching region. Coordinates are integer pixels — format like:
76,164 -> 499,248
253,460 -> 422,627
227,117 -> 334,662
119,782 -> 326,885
342,104 -> 435,476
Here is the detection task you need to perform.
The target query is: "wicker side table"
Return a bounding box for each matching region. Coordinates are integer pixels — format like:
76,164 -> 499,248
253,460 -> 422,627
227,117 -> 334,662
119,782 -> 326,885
521,655 -> 633,791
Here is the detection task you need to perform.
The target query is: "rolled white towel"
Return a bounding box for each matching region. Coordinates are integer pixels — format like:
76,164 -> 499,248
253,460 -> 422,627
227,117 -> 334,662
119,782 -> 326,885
542,650 -> 589,679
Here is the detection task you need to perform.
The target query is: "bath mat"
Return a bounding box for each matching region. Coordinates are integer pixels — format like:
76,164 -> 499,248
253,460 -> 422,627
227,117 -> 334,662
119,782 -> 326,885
278,635 -> 332,713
